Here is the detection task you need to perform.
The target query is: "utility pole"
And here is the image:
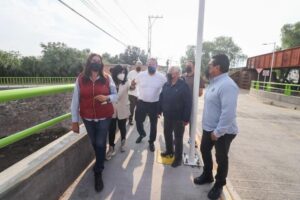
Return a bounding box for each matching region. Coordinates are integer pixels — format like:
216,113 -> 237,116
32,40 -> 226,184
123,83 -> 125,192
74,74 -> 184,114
148,15 -> 163,58
183,0 -> 206,167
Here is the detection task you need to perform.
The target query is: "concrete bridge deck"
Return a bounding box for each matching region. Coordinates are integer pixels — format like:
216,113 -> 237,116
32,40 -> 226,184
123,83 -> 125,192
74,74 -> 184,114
60,119 -> 210,200
2,89 -> 300,200
60,90 -> 300,200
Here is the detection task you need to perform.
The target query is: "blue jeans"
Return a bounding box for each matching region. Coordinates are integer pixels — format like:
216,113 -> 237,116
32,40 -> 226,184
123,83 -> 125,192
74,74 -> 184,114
83,119 -> 111,173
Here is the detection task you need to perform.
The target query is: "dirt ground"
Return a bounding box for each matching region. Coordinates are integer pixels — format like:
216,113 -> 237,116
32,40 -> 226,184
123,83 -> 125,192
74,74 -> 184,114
0,127 -> 68,172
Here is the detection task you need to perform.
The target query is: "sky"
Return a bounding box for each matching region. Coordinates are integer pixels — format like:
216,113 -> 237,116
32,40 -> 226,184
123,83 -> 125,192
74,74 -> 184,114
0,0 -> 300,66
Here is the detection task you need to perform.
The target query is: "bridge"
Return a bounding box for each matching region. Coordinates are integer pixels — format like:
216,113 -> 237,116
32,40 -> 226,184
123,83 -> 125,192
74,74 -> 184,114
0,77 -> 300,200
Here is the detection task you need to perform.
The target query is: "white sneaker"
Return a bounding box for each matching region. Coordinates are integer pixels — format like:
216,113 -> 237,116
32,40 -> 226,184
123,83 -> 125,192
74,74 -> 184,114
106,146 -> 115,160
121,139 -> 126,152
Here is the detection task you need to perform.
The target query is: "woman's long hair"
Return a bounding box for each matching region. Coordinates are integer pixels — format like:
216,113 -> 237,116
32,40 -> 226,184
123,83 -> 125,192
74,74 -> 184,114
82,53 -> 106,84
110,65 -> 128,86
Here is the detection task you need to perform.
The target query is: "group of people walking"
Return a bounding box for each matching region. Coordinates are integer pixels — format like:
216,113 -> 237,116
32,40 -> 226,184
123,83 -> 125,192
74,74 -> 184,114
71,53 -> 239,200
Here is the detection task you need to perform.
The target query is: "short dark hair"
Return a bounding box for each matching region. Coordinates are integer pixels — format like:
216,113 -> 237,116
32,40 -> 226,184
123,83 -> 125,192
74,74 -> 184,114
187,60 -> 195,66
111,65 -> 128,85
212,54 -> 230,73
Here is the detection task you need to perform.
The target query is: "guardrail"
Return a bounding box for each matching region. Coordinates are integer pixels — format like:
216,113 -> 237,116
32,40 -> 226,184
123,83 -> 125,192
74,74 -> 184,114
0,84 -> 74,149
0,77 -> 76,86
251,81 -> 300,96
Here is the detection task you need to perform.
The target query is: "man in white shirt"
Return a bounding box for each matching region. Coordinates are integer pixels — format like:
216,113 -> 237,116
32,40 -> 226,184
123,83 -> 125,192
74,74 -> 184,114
127,60 -> 142,125
135,58 -> 167,152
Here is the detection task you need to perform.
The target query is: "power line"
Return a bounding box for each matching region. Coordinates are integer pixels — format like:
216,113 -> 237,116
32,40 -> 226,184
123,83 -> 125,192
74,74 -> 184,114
57,0 -> 128,47
80,0 -> 126,40
112,0 -> 147,38
92,0 -> 138,42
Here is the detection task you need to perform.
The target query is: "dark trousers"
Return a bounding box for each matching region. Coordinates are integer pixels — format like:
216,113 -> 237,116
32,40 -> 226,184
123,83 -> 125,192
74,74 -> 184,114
83,119 -> 110,173
108,118 -> 127,147
129,95 -> 138,122
200,130 -> 236,186
163,118 -> 185,161
135,100 -> 159,143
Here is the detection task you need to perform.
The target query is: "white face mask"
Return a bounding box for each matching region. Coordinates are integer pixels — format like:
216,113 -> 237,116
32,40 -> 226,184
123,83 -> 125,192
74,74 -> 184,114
117,73 -> 125,81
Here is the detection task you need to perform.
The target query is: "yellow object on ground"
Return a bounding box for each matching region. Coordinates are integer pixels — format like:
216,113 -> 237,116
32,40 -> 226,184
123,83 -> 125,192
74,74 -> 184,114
156,150 -> 174,165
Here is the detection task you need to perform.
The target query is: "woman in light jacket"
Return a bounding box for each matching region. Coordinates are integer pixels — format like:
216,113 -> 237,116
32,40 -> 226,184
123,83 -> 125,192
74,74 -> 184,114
106,65 -> 130,160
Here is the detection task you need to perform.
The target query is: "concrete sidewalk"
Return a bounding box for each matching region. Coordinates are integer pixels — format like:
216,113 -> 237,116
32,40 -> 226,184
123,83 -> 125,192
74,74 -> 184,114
60,119 -> 214,200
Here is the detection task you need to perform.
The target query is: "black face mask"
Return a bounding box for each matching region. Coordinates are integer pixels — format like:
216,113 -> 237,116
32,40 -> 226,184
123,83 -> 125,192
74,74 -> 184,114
205,68 -> 210,79
186,66 -> 192,73
136,66 -> 141,72
148,66 -> 156,74
167,73 -> 172,82
90,63 -> 103,72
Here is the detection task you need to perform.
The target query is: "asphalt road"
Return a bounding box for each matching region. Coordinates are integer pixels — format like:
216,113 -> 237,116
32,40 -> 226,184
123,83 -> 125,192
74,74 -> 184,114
197,90 -> 300,200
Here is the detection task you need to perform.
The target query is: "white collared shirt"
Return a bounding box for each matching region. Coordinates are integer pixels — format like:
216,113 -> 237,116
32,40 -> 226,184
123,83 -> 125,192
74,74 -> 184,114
136,71 -> 167,102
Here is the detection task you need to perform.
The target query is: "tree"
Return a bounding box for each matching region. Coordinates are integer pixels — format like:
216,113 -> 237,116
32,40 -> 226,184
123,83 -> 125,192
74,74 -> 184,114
102,52 -> 119,64
181,36 -> 247,74
40,42 -> 90,76
281,21 -> 300,49
0,50 -> 21,76
20,56 -> 41,76
118,46 -> 148,65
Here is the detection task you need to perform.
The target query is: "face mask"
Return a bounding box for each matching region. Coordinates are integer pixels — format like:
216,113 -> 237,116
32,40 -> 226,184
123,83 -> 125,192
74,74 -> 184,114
205,68 -> 210,79
117,73 -> 125,81
148,66 -> 156,74
186,66 -> 192,73
90,63 -> 102,72
136,66 -> 141,72
167,73 -> 172,82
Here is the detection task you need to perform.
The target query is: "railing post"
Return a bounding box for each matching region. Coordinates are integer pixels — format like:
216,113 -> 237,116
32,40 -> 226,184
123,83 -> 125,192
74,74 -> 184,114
266,82 -> 271,92
284,85 -> 291,96
255,81 -> 260,90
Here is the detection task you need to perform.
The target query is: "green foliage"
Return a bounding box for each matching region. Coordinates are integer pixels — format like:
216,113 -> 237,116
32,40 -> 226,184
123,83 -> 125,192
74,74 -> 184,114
0,42 -> 90,77
102,52 -> 119,64
0,50 -> 21,76
101,46 -> 148,65
281,21 -> 300,49
181,36 -> 247,73
0,42 -> 147,77
40,42 -> 90,77
119,46 -> 148,65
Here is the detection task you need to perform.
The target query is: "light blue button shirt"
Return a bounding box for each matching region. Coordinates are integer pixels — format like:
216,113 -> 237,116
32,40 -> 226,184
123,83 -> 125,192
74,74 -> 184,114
202,73 -> 239,137
71,75 -> 118,123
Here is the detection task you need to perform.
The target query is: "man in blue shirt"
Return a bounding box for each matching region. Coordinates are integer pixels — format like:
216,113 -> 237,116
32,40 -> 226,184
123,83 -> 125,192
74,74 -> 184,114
193,54 -> 239,200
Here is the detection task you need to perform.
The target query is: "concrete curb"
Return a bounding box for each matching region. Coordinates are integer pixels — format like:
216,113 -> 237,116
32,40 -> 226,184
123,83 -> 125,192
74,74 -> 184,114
250,88 -> 300,110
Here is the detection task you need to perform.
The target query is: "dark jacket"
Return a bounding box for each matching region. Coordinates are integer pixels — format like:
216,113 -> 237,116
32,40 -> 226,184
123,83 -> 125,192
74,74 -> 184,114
159,78 -> 192,122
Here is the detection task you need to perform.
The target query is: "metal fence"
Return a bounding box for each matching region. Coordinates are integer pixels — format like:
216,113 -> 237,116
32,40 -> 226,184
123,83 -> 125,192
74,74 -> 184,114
251,81 -> 300,96
0,77 -> 76,86
0,84 -> 74,149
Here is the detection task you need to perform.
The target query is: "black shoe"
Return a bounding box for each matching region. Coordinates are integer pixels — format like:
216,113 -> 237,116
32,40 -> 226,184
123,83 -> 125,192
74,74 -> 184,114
94,172 -> 104,192
171,159 -> 182,168
149,143 -> 155,152
136,135 -> 146,143
160,151 -> 174,158
193,173 -> 214,185
207,184 -> 223,200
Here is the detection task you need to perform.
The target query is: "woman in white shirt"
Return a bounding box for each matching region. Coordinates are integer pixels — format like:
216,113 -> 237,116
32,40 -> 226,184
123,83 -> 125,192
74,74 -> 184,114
106,65 -> 130,160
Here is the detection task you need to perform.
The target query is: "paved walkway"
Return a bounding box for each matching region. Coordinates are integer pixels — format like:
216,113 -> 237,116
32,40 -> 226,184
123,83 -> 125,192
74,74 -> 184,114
226,91 -> 300,200
60,119 -> 211,200
61,89 -> 300,200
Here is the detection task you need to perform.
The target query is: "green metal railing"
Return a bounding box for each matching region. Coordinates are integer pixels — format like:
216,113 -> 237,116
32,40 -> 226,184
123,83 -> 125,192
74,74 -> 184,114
0,77 -> 76,86
0,84 -> 74,149
251,81 -> 300,96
